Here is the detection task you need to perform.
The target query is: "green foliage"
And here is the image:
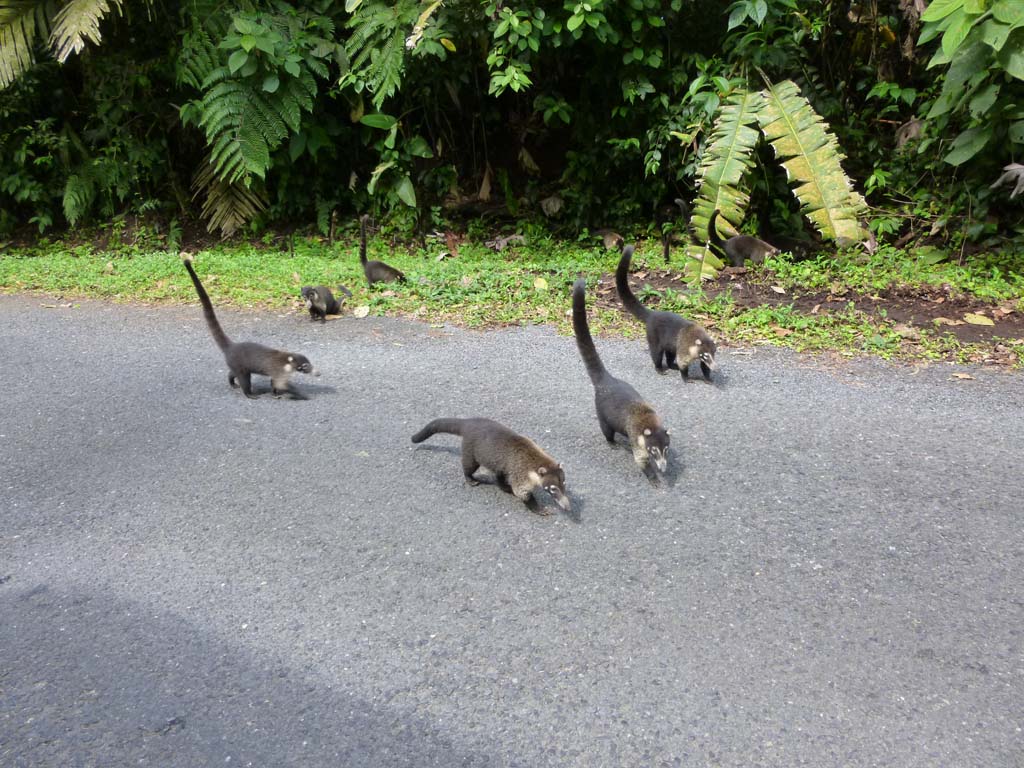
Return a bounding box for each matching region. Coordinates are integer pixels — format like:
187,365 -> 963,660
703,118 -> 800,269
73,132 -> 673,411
918,0 -> 1024,166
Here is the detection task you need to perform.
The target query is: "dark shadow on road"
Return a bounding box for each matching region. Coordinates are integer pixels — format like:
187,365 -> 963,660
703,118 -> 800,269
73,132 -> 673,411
0,580 -> 501,768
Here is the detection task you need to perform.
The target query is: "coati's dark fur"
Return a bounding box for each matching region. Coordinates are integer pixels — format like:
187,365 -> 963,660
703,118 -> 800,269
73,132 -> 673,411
707,209 -> 779,267
572,278 -> 670,474
182,255 -> 317,399
301,284 -> 352,323
411,417 -> 571,514
359,214 -> 406,286
658,198 -> 691,263
615,245 -> 718,382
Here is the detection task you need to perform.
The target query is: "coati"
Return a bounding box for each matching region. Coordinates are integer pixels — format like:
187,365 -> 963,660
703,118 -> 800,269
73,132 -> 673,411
301,284 -> 353,323
411,417 -> 571,514
657,198 -> 691,263
359,214 -> 406,286
615,245 -> 718,382
182,254 -> 317,399
707,209 -> 779,267
572,278 -> 670,475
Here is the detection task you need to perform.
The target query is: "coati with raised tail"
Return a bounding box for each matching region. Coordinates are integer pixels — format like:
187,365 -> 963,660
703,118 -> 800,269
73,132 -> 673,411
301,284 -> 352,323
707,208 -> 779,267
411,417 -> 571,514
359,214 -> 406,286
182,254 -> 317,399
572,278 -> 670,475
615,245 -> 717,382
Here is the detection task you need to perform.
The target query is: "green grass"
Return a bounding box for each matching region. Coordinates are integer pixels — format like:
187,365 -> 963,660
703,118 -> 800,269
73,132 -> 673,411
1,234 -> 1021,366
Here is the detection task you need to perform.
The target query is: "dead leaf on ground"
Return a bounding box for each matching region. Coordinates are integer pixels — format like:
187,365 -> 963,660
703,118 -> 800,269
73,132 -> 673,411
894,324 -> 921,340
810,303 -> 821,315
772,326 -> 794,337
963,313 -> 995,326
352,305 -> 370,318
770,285 -> 786,295
484,234 -> 525,251
381,290 -> 396,297
460,275 -> 473,287
534,277 -> 549,291
292,272 -> 301,284
950,372 -> 975,380
102,261 -> 115,275
934,317 -> 965,327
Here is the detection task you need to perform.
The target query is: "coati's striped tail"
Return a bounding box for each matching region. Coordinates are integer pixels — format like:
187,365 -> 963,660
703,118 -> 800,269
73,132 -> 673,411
411,418 -> 466,443
615,245 -> 651,322
183,256 -> 231,352
572,279 -> 608,384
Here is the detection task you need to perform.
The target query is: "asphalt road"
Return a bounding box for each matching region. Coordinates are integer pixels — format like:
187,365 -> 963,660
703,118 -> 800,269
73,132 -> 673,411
1,294 -> 1022,767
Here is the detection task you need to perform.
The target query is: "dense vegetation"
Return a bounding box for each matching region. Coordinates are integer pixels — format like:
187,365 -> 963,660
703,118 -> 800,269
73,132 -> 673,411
1,0 -> 1021,256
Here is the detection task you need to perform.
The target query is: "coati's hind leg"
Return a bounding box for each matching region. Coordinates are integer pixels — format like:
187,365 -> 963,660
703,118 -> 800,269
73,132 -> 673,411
646,329 -> 667,373
461,452 -> 481,485
597,414 -> 616,444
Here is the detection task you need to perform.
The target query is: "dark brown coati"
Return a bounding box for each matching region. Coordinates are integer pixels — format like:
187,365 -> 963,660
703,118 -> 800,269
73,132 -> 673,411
572,278 -> 670,475
615,245 -> 717,382
359,214 -> 406,286
657,198 -> 691,263
411,417 -> 571,514
301,284 -> 353,323
707,209 -> 779,267
182,255 -> 317,399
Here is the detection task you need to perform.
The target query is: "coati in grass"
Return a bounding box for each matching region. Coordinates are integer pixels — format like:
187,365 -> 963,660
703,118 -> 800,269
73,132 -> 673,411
182,255 -> 317,399
411,417 -> 571,514
657,198 -> 691,263
707,209 -> 779,267
572,278 -> 670,475
615,245 -> 718,383
359,214 -> 406,286
301,284 -> 353,323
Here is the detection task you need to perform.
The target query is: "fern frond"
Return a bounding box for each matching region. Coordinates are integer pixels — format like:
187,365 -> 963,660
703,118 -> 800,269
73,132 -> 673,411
691,89 -> 765,242
345,0 -> 414,108
63,169 -> 96,225
49,0 -> 121,64
0,0 -> 51,89
192,157 -> 267,237
757,78 -> 867,244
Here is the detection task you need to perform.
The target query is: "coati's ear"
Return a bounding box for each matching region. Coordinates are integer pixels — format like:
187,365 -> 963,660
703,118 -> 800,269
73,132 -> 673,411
537,466 -> 547,475
695,338 -> 702,346
666,429 -> 671,436
643,428 -> 652,436
287,355 -> 294,362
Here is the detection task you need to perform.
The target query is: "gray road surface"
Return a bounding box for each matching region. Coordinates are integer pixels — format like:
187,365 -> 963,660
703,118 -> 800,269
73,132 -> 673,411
1,294 -> 1022,767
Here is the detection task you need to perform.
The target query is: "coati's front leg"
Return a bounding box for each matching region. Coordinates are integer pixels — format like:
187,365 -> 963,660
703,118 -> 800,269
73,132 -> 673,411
462,452 -> 480,485
229,373 -> 239,388
510,478 -> 550,515
597,414 -> 617,444
664,349 -> 678,370
272,378 -> 307,400
237,372 -> 259,399
700,362 -> 713,382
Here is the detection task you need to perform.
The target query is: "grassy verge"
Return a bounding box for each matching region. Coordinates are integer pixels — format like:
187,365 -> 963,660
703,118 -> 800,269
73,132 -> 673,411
1,234 -> 1021,367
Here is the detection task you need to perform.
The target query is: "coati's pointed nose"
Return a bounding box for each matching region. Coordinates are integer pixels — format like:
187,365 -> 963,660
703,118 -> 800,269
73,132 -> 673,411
654,456 -> 668,474
310,367 -> 321,377
553,492 -> 572,512
703,356 -> 717,371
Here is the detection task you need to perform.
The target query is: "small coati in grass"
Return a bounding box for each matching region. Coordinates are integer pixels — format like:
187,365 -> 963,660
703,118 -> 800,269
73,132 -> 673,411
411,417 -> 571,514
572,278 -> 670,475
616,245 -> 717,382
359,214 -> 406,286
182,254 -> 317,399
657,198 -> 691,263
707,209 -> 779,267
301,284 -> 353,323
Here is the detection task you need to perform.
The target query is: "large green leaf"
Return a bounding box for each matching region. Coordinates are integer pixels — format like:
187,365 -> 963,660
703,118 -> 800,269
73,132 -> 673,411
49,0 -> 122,64
0,0 -> 50,89
691,88 -> 764,241
756,78 -> 867,244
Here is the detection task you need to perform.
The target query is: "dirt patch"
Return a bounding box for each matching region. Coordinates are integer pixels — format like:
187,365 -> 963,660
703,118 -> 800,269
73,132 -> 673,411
602,267 -> 1024,354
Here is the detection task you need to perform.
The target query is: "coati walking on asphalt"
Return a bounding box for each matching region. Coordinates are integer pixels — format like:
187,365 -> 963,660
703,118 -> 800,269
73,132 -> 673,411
411,418 -> 571,514
707,209 -> 779,267
301,284 -> 352,323
616,245 -> 718,382
359,214 -> 406,286
182,254 -> 317,399
572,278 -> 670,476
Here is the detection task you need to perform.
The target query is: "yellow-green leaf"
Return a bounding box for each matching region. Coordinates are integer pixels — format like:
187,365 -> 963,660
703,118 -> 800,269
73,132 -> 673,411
440,37 -> 456,52
533,277 -> 548,290
964,313 -> 995,325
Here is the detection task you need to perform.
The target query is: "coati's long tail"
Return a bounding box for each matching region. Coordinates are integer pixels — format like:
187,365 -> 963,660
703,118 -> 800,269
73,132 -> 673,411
411,418 -> 467,443
572,279 -> 608,384
337,284 -> 353,298
182,255 -> 231,352
359,214 -> 369,265
615,245 -> 651,322
707,209 -> 727,252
